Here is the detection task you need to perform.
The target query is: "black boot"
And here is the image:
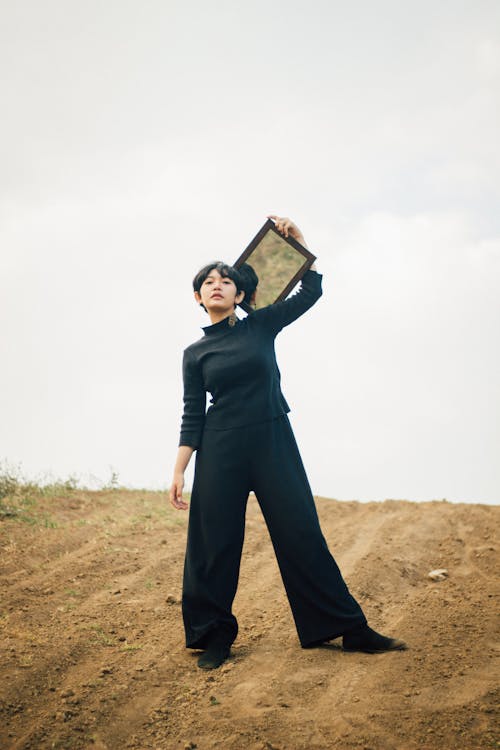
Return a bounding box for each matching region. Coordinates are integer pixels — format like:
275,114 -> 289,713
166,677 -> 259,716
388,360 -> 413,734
197,630 -> 231,670
342,623 -> 407,653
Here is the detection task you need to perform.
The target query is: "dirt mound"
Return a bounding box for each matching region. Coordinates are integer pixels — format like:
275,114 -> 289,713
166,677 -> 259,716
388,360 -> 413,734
0,490 -> 498,749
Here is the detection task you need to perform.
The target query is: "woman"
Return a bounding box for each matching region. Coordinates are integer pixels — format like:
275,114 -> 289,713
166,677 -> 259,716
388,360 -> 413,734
169,216 -> 406,669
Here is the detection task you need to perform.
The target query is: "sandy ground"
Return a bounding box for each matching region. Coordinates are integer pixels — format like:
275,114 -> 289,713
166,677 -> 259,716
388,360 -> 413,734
0,488 -> 498,750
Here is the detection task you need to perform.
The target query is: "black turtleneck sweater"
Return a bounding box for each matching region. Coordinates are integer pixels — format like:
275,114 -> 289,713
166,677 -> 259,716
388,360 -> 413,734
179,269 -> 323,449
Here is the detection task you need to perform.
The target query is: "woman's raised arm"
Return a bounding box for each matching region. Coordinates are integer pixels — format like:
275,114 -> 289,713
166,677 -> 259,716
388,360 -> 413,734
254,216 -> 322,334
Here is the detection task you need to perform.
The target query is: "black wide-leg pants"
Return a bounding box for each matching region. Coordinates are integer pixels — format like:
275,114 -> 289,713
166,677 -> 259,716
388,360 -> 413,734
182,415 -> 366,649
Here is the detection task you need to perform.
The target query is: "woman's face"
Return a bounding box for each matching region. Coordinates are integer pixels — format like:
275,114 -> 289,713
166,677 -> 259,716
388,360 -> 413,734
194,269 -> 244,314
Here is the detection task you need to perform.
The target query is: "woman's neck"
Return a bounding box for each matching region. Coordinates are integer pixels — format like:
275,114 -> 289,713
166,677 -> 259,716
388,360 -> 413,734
207,307 -> 234,325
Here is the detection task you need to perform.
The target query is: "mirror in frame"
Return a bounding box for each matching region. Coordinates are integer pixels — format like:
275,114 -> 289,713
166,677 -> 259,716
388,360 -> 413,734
233,219 -> 317,314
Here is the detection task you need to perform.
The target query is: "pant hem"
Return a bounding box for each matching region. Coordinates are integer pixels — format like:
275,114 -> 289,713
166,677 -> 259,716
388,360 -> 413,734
185,623 -> 237,651
300,617 -> 368,649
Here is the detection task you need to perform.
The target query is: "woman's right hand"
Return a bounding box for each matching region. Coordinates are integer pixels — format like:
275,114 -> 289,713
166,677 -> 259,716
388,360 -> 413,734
169,472 -> 189,510
169,446 -> 194,510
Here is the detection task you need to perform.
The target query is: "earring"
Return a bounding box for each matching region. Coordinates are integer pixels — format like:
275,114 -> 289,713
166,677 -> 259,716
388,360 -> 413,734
228,312 -> 237,327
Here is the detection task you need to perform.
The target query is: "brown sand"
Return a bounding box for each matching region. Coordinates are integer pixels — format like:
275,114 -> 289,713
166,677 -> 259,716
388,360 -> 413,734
0,490 -> 498,749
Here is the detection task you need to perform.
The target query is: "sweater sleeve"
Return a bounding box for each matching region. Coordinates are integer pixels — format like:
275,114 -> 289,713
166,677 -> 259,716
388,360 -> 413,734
253,269 -> 323,335
178,348 -> 206,449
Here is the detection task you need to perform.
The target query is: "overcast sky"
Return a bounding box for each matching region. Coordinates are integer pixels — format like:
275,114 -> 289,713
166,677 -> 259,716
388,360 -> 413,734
1,1 -> 499,503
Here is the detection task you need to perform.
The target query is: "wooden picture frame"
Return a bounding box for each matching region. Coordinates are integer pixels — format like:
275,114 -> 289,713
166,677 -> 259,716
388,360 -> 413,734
232,219 -> 317,314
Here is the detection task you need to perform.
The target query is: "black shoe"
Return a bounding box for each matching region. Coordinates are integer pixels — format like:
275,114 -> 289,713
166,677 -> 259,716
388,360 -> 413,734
197,633 -> 231,670
342,624 -> 407,654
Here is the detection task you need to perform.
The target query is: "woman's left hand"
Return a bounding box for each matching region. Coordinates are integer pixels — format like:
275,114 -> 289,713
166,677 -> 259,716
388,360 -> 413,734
267,215 -> 308,248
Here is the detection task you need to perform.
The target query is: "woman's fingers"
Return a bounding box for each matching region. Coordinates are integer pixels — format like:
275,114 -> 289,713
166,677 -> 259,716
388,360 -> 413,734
267,215 -> 297,240
171,495 -> 188,510
174,498 -> 189,510
267,214 -> 284,226
268,215 -> 286,236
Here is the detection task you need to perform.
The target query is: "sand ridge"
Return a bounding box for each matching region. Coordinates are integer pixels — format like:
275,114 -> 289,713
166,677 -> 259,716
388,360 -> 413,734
0,490 -> 498,749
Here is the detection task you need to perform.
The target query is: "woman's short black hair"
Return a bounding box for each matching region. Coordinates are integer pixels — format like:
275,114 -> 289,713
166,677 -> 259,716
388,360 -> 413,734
192,261 -> 244,294
238,262 -> 259,303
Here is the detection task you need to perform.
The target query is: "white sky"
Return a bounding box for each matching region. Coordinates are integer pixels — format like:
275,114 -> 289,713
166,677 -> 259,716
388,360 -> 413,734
1,1 -> 499,502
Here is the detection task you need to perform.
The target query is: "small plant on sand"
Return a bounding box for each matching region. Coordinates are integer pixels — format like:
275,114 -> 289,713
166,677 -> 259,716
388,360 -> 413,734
102,468 -> 120,490
64,589 -> 81,598
0,465 -> 20,499
40,475 -> 79,496
87,625 -> 117,647
0,461 -> 78,525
